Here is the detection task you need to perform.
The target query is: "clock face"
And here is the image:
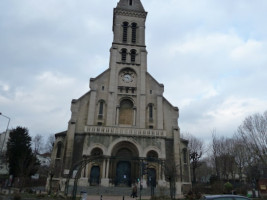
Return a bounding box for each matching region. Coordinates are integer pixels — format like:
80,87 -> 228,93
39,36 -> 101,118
120,69 -> 135,84
123,74 -> 132,82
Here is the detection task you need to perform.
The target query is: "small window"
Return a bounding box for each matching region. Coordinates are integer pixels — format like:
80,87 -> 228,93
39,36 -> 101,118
149,125 -> 153,129
149,104 -> 153,119
131,23 -> 137,43
99,101 -> 104,116
97,122 -> 103,126
121,49 -> 127,62
129,0 -> 133,6
102,86 -> 104,91
130,49 -> 136,62
150,90 -> 152,94
122,22 -> 128,43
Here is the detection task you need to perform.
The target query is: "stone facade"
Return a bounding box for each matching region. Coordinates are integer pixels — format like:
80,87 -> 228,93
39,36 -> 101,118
49,0 -> 191,196
0,131 -> 9,175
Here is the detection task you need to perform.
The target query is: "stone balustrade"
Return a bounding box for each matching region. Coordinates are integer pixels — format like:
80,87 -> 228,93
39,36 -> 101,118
84,126 -> 166,138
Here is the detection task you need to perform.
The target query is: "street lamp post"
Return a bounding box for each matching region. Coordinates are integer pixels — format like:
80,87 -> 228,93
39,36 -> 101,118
0,112 -> 11,154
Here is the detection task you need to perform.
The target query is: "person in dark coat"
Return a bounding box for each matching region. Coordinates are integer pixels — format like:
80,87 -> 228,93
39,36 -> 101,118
131,184 -> 138,198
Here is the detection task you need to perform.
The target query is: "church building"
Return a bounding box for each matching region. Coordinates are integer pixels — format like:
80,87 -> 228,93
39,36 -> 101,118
49,0 -> 191,196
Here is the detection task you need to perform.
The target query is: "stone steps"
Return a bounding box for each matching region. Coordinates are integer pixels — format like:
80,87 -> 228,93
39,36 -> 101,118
67,186 -> 169,197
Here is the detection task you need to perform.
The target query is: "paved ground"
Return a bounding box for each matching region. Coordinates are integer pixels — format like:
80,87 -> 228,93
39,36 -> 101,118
84,195 -> 150,200
0,194 -> 151,200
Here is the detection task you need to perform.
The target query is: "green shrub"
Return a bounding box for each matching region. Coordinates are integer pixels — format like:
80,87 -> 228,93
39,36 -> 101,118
224,182 -> 233,194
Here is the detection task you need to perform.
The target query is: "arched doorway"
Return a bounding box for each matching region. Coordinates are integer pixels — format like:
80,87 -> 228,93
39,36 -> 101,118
147,168 -> 156,187
88,148 -> 103,185
90,166 -> 100,186
146,150 -> 158,187
110,141 -> 139,187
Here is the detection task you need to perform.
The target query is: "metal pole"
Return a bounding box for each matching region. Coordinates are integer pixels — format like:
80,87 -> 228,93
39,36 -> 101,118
0,112 -> 10,154
140,160 -> 142,200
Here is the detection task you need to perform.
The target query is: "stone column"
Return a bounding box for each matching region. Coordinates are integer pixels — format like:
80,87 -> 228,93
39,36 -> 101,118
106,159 -> 110,178
116,106 -> 120,125
64,122 -> 76,169
139,95 -> 146,128
101,159 -> 110,187
158,161 -> 166,187
102,159 -> 106,178
133,107 -> 136,126
174,128 -> 182,197
87,90 -> 96,125
157,96 -> 163,129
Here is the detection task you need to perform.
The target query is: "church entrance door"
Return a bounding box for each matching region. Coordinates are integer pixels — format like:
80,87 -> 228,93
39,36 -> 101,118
116,161 -> 131,186
147,168 -> 156,187
90,166 -> 100,186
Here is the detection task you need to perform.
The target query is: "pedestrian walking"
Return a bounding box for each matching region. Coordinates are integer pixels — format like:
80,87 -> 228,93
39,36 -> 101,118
131,184 -> 137,198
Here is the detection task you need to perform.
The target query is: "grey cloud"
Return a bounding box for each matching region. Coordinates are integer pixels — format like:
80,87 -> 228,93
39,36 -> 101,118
1,0 -> 267,141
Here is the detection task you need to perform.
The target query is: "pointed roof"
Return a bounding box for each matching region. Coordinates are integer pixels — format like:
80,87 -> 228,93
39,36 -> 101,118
116,0 -> 145,12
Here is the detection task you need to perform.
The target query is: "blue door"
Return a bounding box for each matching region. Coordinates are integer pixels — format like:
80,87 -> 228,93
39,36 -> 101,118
116,161 -> 131,186
90,166 -> 100,185
147,168 -> 156,187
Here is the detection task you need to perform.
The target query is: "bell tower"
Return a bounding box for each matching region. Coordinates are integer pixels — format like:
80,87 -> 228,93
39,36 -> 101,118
112,0 -> 147,47
106,0 -> 148,127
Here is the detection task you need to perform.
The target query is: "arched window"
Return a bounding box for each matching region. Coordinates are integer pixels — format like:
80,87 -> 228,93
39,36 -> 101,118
121,48 -> 127,62
131,23 -> 137,43
98,101 -> 104,119
56,142 -> 62,159
119,99 -> 134,125
122,22 -> 128,43
130,49 -> 136,62
148,104 -> 153,120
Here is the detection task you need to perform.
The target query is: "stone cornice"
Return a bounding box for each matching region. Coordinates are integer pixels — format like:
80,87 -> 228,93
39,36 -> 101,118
114,8 -> 147,19
112,42 -> 146,48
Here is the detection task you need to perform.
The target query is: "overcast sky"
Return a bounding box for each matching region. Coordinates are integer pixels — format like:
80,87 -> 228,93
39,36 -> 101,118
0,0 -> 266,143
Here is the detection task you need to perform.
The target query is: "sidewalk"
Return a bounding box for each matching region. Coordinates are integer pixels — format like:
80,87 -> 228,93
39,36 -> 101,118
85,195 -> 150,200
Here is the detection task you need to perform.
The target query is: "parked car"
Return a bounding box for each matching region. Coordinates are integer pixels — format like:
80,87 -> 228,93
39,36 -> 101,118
201,195 -> 251,200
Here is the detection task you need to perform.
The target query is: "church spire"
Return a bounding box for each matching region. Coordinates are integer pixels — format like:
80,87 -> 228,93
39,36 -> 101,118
116,0 -> 145,12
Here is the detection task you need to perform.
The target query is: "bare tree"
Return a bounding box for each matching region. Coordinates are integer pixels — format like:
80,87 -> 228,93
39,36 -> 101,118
211,132 -> 236,181
45,134 -> 55,153
185,133 -> 206,184
237,111 -> 267,167
231,136 -> 250,182
164,159 -> 179,200
33,134 -> 43,154
211,131 -> 222,180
